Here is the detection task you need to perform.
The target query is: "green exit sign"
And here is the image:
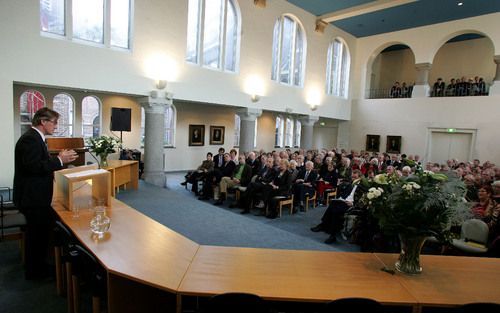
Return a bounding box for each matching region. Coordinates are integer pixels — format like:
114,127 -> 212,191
447,128 -> 456,133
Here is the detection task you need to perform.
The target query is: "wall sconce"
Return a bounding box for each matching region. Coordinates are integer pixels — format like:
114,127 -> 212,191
310,104 -> 318,111
245,75 -> 265,103
156,80 -> 167,90
306,88 -> 322,111
251,94 -> 260,102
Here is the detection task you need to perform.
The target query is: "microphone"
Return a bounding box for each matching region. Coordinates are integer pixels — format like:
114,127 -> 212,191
85,147 -> 101,169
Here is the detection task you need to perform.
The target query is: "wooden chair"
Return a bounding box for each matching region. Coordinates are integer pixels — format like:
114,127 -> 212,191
54,220 -> 77,311
451,219 -> 489,255
323,297 -> 383,313
458,302 -> 500,313
305,191 -> 317,211
205,292 -> 268,313
269,194 -> 294,217
324,188 -> 337,205
0,187 -> 26,264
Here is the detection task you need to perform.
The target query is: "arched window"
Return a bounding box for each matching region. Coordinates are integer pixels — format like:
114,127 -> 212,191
285,117 -> 293,147
186,0 -> 241,72
19,90 -> 46,135
82,96 -> 101,138
271,15 -> 306,87
327,38 -> 350,98
52,93 -> 74,137
274,116 -> 284,147
234,114 -> 241,147
40,0 -> 131,49
294,120 -> 301,148
164,105 -> 176,147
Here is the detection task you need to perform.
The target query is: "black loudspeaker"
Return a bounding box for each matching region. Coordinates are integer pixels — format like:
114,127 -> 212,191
111,107 -> 131,132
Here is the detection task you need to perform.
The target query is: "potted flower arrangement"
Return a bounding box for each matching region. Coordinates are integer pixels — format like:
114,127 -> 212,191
361,168 -> 469,274
86,135 -> 121,168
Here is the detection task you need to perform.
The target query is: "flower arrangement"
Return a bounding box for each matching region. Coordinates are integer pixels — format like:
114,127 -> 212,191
360,168 -> 470,274
86,135 -> 121,167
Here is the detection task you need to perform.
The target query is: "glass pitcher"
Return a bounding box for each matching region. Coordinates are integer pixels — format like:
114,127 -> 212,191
90,200 -> 111,239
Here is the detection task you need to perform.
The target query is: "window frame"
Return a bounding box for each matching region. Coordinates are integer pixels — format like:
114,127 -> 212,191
164,104 -> 176,148
326,37 -> 350,98
39,0 -> 133,51
274,115 -> 284,148
52,93 -> 75,137
271,14 -> 306,87
186,0 -> 241,73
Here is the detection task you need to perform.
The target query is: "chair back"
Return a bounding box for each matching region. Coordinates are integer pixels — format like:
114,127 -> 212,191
323,297 -> 383,313
54,220 -> 76,247
459,302 -> 500,313
205,292 -> 267,313
461,219 -> 489,244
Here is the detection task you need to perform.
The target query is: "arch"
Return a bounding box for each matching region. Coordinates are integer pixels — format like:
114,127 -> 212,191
271,13 -> 307,87
326,36 -> 351,98
82,95 -> 101,138
364,42 -> 416,98
429,29 -> 495,66
52,93 -> 75,137
19,90 -> 46,135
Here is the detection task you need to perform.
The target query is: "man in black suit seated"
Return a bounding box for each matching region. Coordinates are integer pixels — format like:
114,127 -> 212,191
214,154 -> 252,205
213,147 -> 225,170
310,170 -> 364,244
13,107 -> 78,279
181,152 -> 214,195
199,153 -> 235,200
263,159 -> 291,219
293,161 -> 318,212
246,151 -> 260,177
239,157 -> 276,214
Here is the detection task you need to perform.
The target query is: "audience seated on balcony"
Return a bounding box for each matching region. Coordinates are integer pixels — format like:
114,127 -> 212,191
433,75 -> 488,96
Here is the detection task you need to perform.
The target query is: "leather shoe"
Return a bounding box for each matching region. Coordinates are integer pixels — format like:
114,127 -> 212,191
180,182 -> 187,186
214,200 -> 223,205
324,235 -> 337,244
198,196 -> 210,200
266,213 -> 277,219
229,203 -> 239,208
310,224 -> 324,232
240,210 -> 250,214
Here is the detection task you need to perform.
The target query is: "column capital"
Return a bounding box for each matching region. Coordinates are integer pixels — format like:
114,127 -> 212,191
494,55 -> 500,64
298,115 -> 319,127
415,62 -> 432,71
139,95 -> 170,114
236,108 -> 262,121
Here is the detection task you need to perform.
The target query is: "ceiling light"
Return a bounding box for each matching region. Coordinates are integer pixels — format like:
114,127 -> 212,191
457,2 -> 463,6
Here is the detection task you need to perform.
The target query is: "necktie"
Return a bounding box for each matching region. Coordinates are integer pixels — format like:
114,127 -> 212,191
219,156 -> 222,167
304,171 -> 309,181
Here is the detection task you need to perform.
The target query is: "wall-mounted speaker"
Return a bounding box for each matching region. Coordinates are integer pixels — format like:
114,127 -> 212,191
111,107 -> 131,132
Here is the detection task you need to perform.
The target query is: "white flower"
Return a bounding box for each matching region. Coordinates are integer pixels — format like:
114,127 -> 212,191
369,187 -> 377,192
367,193 -> 375,200
373,189 -> 382,197
377,187 -> 384,193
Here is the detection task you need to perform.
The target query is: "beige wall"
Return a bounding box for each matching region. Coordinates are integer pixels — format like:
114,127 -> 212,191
371,48 -> 417,90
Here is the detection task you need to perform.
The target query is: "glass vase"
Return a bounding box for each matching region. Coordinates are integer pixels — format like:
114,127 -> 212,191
395,234 -> 427,275
99,153 -> 109,168
90,204 -> 111,239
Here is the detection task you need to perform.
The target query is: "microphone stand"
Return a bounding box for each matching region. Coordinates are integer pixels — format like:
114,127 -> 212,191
86,148 -> 101,169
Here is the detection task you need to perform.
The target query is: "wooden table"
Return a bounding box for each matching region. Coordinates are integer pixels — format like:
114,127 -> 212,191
178,246 -> 416,310
103,160 -> 139,196
376,253 -> 500,312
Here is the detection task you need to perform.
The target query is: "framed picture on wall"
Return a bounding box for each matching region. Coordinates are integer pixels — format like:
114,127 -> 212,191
365,134 -> 380,152
189,125 -> 205,146
386,135 -> 402,154
210,126 -> 225,145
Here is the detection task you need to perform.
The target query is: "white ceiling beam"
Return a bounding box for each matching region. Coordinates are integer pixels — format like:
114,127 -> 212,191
318,0 -> 417,23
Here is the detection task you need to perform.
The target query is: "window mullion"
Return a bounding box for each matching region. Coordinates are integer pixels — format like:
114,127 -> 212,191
104,0 -> 111,47
66,0 -> 73,39
220,0 -> 228,69
198,0 -> 206,65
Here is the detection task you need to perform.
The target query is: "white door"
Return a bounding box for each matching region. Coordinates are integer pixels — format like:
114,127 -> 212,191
429,132 -> 472,164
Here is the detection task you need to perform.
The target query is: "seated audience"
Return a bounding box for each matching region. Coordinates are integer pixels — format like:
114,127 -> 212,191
214,154 -> 252,205
293,161 -> 318,211
239,157 -> 276,214
181,152 -> 214,194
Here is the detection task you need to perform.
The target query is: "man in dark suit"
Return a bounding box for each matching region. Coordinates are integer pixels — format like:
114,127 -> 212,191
214,154 -> 252,205
213,147 -> 225,170
13,107 -> 77,279
293,161 -> 318,211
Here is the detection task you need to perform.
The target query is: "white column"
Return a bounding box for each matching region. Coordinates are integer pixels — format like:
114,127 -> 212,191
139,93 -> 170,187
412,62 -> 432,97
489,55 -> 500,95
299,115 -> 319,150
236,108 -> 262,154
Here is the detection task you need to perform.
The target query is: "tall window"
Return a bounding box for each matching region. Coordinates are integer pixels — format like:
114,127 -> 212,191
40,0 -> 131,49
294,120 -> 301,148
234,114 -> 241,147
82,96 -> 100,138
186,0 -> 241,72
274,116 -> 284,147
254,118 -> 258,149
20,90 -> 46,135
285,117 -> 293,147
327,38 -> 350,98
164,105 -> 175,147
271,15 -> 306,87
52,93 -> 74,137
140,107 -> 145,145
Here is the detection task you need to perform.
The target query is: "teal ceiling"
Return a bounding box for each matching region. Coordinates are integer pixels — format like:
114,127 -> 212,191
286,0 -> 500,37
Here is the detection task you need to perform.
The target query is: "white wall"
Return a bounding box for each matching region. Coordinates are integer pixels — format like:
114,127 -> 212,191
349,96 -> 500,164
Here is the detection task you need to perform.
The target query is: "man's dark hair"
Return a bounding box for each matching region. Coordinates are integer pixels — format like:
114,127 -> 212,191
32,107 -> 59,126
207,152 -> 213,157
218,147 -> 225,153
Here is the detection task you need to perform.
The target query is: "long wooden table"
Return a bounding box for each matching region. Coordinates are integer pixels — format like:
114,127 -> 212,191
103,160 -> 139,196
53,196 -> 500,313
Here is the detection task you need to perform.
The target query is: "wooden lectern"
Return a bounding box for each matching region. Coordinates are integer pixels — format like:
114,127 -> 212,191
47,137 -> 88,167
54,164 -> 111,211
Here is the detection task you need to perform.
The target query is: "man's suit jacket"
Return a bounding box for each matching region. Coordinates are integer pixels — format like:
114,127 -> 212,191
213,154 -> 225,169
13,128 -> 63,209
296,168 -> 318,187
